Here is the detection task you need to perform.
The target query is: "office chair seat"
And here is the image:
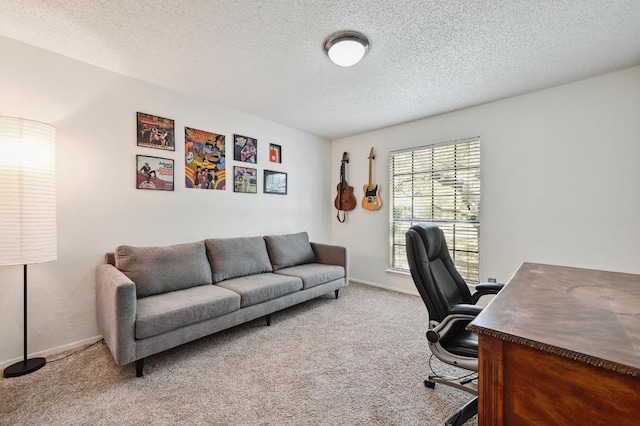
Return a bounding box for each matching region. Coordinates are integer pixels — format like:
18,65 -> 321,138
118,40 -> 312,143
441,329 -> 478,358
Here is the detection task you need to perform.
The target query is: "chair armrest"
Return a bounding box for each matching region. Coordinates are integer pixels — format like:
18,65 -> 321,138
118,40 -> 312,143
429,306 -> 480,343
95,264 -> 137,366
311,242 -> 349,281
447,304 -> 484,317
471,283 -> 504,304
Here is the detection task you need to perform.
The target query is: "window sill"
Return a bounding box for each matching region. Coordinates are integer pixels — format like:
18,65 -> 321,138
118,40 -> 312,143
385,268 -> 411,277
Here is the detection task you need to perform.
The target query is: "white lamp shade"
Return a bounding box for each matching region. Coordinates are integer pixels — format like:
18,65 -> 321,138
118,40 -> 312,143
327,39 -> 367,67
0,117 -> 57,265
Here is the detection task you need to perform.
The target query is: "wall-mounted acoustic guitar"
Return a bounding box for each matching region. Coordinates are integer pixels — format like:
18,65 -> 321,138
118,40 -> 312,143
334,152 -> 356,222
362,147 -> 381,210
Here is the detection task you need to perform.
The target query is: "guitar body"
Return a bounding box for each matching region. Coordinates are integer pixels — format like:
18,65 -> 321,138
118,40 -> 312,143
362,147 -> 382,211
335,152 -> 356,215
335,182 -> 357,211
362,184 -> 381,210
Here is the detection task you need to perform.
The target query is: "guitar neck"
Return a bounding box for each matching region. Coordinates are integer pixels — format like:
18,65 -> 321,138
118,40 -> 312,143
367,156 -> 373,188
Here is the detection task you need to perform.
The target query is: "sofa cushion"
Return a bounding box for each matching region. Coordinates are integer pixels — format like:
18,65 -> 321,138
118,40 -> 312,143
205,237 -> 273,283
135,285 -> 241,339
216,273 -> 303,307
264,232 -> 316,271
115,242 -> 212,298
274,263 -> 345,290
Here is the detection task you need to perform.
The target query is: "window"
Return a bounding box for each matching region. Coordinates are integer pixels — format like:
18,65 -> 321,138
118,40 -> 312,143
389,138 -> 481,282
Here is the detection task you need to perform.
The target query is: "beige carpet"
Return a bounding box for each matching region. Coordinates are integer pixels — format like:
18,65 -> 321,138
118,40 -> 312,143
0,283 -> 477,426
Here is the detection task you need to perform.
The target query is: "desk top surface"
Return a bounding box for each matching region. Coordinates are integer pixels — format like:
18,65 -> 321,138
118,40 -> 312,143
468,262 -> 640,376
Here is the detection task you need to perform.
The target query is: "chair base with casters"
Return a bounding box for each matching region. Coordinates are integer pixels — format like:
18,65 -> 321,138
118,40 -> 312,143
424,311 -> 480,426
422,309 -> 488,426
445,397 -> 478,426
425,351 -> 479,426
424,370 -> 478,394
405,223 -> 503,426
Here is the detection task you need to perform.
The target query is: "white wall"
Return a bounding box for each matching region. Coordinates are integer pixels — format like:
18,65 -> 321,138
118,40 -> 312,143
0,36 -> 332,366
332,66 -> 640,294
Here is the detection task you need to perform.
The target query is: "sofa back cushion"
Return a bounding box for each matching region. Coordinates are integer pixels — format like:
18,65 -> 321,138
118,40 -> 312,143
115,241 -> 212,298
264,232 -> 316,270
205,237 -> 273,283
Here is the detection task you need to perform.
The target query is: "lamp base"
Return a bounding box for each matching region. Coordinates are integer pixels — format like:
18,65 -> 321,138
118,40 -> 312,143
3,357 -> 46,378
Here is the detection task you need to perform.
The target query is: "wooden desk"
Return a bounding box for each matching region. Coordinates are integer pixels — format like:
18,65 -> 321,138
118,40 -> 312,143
468,262 -> 640,425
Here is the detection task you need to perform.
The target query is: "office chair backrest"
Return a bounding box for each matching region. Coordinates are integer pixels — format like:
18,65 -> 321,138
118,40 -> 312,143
406,223 -> 474,322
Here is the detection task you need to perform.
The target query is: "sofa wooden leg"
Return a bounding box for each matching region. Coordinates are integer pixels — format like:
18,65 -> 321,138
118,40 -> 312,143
266,314 -> 271,326
335,289 -> 340,299
135,359 -> 144,377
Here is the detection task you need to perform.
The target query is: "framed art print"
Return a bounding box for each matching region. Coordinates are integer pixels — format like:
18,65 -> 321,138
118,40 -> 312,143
185,127 -> 226,190
233,166 -> 258,193
264,170 -> 287,195
269,143 -> 282,163
137,155 -> 174,190
137,112 -> 175,151
234,134 -> 258,163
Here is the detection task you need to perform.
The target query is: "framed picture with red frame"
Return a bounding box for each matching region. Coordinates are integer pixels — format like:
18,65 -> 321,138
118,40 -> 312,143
269,143 -> 281,163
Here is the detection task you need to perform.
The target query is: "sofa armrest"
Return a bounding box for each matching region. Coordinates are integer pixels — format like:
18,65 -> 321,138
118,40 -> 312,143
310,242 -> 349,282
96,264 -> 137,366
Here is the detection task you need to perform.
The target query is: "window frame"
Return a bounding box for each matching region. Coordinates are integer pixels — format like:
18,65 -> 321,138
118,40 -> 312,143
389,137 -> 481,283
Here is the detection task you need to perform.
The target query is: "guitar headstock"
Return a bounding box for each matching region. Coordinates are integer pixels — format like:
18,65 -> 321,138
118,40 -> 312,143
368,147 -> 375,160
342,152 -> 349,163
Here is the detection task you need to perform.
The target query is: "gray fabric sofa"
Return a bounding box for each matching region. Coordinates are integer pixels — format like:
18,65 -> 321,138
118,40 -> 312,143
96,232 -> 348,377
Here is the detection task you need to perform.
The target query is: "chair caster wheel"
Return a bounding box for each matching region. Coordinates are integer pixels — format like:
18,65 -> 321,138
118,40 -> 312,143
424,380 -> 436,388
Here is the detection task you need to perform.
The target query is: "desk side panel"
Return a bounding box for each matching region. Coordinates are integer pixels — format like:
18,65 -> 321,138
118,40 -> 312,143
479,335 -> 640,425
478,335 -> 504,425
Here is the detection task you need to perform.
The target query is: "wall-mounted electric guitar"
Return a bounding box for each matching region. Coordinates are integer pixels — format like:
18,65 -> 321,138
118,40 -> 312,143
362,147 -> 381,210
334,152 -> 356,222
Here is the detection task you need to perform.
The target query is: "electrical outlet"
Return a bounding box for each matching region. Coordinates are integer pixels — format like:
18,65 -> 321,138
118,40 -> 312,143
488,277 -> 497,283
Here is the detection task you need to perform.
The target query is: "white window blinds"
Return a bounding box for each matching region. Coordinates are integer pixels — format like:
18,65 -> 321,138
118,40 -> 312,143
389,138 -> 481,282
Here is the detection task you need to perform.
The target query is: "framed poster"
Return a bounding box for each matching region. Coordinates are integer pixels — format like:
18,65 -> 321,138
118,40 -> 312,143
136,112 -> 175,151
136,155 -> 174,191
185,127 -> 226,190
233,134 -> 258,163
233,166 -> 258,193
269,143 -> 282,163
264,170 -> 287,195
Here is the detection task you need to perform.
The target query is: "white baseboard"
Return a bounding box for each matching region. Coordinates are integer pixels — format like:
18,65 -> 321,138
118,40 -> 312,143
1,335 -> 103,370
349,278 -> 419,296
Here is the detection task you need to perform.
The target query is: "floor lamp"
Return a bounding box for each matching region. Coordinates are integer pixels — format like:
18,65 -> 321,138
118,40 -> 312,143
0,117 -> 57,378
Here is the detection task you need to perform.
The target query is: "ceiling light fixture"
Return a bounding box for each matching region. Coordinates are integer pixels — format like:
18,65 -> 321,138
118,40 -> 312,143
323,30 -> 370,67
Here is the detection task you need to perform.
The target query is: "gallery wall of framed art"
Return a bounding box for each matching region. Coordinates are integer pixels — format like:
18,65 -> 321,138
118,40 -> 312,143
135,112 -> 287,196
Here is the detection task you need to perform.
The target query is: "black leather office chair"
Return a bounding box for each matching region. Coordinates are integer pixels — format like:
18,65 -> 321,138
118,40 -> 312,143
405,223 -> 503,426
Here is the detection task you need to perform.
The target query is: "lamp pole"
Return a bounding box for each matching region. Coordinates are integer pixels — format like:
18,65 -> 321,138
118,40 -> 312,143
3,265 -> 47,377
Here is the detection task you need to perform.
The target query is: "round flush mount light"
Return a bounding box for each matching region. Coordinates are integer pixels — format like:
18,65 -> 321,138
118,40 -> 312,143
323,30 -> 370,67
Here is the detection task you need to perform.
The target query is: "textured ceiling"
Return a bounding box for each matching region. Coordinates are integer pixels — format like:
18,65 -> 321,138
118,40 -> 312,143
1,1 -> 640,140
